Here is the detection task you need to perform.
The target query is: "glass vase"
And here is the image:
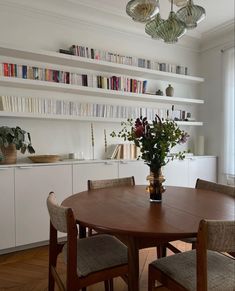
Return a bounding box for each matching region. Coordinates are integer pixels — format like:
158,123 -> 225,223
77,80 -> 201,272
146,168 -> 165,202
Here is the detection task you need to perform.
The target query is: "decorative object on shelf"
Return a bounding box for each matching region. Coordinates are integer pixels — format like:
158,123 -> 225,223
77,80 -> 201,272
126,0 -> 159,23
165,84 -> 174,96
104,129 -> 107,154
126,0 -> 206,43
91,123 -> 95,160
155,89 -> 163,96
0,126 -> 35,164
28,155 -> 60,163
111,115 -> 189,202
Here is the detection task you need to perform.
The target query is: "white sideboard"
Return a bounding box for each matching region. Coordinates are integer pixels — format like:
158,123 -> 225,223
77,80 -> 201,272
0,156 -> 216,253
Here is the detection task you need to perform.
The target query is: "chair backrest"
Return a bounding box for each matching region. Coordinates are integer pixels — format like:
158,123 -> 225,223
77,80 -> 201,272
197,219 -> 235,291
195,178 -> 235,196
88,176 -> 135,190
47,192 -> 70,233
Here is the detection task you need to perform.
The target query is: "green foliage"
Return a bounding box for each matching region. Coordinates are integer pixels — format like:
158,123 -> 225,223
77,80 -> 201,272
111,115 -> 189,171
0,126 -> 35,161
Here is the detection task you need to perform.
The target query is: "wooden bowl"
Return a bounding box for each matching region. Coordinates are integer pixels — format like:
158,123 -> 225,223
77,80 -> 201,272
28,155 -> 60,163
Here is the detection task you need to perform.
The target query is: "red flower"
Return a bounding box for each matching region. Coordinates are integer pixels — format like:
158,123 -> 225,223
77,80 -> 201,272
134,125 -> 144,138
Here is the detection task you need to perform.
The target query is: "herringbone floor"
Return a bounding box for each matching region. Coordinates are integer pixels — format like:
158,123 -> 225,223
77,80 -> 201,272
0,241 -> 190,291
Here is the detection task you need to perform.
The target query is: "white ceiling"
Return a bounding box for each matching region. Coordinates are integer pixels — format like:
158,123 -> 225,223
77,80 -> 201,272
4,0 -> 235,40
67,0 -> 235,39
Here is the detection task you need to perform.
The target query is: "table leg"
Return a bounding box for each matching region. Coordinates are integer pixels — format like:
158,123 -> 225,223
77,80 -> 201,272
127,237 -> 139,291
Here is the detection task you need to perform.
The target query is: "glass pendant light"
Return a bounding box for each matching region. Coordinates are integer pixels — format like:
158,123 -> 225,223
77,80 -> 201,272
126,0 -> 159,23
145,13 -> 164,39
145,0 -> 163,39
176,0 -> 206,29
153,0 -> 186,43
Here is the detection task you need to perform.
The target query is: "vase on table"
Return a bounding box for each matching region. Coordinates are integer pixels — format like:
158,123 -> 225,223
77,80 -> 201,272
146,168 -> 165,202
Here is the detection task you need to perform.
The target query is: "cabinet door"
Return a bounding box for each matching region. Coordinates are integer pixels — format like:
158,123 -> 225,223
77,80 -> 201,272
0,167 -> 15,250
188,157 -> 217,188
118,160 -> 149,185
15,165 -> 72,246
73,162 -> 118,193
163,159 -> 188,187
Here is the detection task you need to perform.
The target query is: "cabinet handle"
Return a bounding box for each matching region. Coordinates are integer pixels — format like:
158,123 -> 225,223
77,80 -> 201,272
17,166 -> 35,169
0,167 -> 12,170
120,161 -> 129,164
105,162 -> 114,165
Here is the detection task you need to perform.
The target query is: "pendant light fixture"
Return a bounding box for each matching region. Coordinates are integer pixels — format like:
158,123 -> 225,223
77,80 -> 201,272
145,0 -> 163,39
150,0 -> 186,43
145,13 -> 164,39
176,0 -> 206,29
126,0 -> 206,44
126,0 -> 159,23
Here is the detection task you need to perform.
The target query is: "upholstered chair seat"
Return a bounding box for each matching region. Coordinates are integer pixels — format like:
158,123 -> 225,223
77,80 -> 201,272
150,250 -> 235,290
63,234 -> 127,277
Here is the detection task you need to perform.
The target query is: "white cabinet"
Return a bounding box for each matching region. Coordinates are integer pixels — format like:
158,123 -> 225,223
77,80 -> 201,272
163,156 -> 217,188
15,165 -> 72,246
73,162 -> 118,193
188,157 -> 217,187
118,160 -> 149,185
163,159 -> 188,187
0,167 -> 15,250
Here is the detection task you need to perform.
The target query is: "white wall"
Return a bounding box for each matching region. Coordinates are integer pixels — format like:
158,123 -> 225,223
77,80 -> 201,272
199,26 -> 234,183
0,1 -> 201,161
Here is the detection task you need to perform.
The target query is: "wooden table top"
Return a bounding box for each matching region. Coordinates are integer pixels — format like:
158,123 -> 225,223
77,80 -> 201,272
62,185 -> 235,240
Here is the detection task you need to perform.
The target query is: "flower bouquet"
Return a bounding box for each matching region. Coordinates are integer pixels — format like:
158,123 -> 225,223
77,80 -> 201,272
111,115 -> 189,201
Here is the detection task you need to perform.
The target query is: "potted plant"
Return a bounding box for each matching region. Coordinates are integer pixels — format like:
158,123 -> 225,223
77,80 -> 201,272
0,126 -> 35,164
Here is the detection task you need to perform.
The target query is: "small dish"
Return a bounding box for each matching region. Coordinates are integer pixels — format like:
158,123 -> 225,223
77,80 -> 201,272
28,155 -> 60,163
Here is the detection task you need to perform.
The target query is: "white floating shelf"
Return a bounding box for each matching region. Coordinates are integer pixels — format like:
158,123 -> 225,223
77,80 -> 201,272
0,45 -> 204,84
0,77 -> 204,105
0,111 -> 203,126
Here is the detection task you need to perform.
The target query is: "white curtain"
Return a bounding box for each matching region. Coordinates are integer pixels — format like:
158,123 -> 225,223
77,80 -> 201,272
222,47 -> 235,184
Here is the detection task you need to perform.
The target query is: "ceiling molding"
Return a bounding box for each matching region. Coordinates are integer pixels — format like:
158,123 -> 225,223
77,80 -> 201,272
1,0 -> 200,52
200,20 -> 235,52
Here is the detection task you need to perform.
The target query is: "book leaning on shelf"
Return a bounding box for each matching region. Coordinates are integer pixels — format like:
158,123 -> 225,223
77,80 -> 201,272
106,144 -> 137,160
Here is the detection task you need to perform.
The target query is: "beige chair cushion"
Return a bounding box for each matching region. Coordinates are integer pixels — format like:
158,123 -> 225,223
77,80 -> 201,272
63,234 -> 127,277
150,250 -> 235,291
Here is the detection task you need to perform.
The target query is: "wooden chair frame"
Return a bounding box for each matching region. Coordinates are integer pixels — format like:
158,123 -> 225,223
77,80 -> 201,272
48,195 -> 128,291
149,219 -> 235,291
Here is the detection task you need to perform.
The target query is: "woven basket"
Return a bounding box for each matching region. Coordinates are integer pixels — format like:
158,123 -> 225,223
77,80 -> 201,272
0,144 -> 17,164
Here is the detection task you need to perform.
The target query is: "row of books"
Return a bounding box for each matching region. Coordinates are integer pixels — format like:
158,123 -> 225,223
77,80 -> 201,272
0,63 -> 147,93
106,144 -> 140,160
61,44 -> 188,75
0,95 -> 192,121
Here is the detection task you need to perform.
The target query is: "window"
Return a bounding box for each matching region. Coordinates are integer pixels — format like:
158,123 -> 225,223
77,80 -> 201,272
222,47 -> 235,185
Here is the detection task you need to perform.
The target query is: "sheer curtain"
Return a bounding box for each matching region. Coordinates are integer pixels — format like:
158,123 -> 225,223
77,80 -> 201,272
222,47 -> 235,184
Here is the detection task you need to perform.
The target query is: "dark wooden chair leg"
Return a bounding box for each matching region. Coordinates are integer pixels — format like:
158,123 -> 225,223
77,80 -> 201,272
156,245 -> 167,258
104,280 -> 110,291
109,279 -> 114,291
192,241 -> 196,249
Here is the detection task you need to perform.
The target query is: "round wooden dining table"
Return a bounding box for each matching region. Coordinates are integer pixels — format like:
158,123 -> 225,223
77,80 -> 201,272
62,185 -> 235,291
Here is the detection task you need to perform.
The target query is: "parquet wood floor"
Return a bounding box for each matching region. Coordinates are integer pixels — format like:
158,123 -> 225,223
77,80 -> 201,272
0,241 -> 190,291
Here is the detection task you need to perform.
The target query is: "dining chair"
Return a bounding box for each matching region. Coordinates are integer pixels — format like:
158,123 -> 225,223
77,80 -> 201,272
160,179 -> 235,257
88,176 -> 135,190
47,192 -> 128,291
87,176 -> 135,236
148,219 -> 235,291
